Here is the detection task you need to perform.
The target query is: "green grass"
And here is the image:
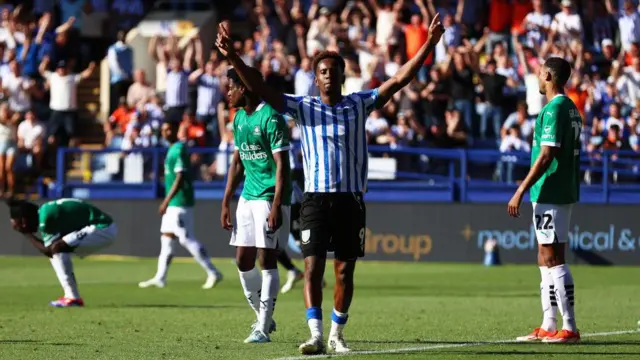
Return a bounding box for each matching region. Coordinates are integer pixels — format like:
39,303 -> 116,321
0,257 -> 638,360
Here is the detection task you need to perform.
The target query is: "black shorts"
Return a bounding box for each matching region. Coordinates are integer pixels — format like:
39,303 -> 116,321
299,192 -> 366,261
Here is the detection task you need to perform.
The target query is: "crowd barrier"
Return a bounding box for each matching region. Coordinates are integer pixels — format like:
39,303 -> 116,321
51,144 -> 640,204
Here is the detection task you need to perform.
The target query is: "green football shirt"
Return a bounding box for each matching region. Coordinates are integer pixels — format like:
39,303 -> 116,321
38,199 -> 113,246
164,141 -> 195,207
233,102 -> 292,205
529,94 -> 582,205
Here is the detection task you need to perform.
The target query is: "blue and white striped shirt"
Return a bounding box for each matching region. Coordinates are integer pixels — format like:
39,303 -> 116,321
196,74 -> 222,116
283,89 -> 379,193
165,70 -> 189,107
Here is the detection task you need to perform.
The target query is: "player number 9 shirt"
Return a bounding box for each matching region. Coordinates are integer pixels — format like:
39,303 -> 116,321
529,94 -> 582,205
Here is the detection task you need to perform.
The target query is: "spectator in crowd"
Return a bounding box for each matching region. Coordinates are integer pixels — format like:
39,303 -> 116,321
2,60 -> 33,116
0,102 -> 17,196
39,58 -> 96,147
126,69 -> 155,108
104,96 -> 133,147
188,60 -> 225,146
162,52 -> 193,123
498,123 -> 531,183
17,109 -> 45,172
502,100 -> 535,142
107,30 -> 134,114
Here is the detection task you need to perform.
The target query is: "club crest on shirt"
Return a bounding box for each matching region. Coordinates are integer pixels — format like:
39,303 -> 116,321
253,125 -> 261,136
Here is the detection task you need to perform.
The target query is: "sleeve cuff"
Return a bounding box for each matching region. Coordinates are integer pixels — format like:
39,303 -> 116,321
540,141 -> 561,147
272,146 -> 291,154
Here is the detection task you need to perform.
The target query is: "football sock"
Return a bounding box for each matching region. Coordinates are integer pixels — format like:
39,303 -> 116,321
306,307 -> 323,339
549,264 -> 577,332
239,267 -> 262,317
155,235 -> 175,281
277,250 -> 297,272
330,309 -> 348,336
178,236 -> 220,276
539,266 -> 557,331
259,269 -> 279,334
50,252 -> 80,299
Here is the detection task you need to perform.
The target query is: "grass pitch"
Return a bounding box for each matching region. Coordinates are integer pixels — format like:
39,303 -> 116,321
0,257 -> 638,360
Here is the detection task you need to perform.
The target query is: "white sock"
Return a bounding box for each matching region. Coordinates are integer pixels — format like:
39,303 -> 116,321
330,309 -> 348,336
179,236 -> 219,276
539,266 -> 557,331
239,267 -> 262,317
258,269 -> 279,334
549,264 -> 577,332
50,253 -> 80,299
154,235 -> 175,281
306,307 -> 323,339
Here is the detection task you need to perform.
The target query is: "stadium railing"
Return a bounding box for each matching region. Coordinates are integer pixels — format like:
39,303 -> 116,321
51,145 -> 640,204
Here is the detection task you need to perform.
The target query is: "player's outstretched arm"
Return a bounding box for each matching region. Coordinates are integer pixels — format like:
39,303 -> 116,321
215,22 -> 286,113
375,13 -> 444,109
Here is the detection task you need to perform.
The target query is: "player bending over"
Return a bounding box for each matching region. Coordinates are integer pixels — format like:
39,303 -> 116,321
217,16 -> 443,354
139,121 -> 223,289
221,67 -> 292,343
8,198 -> 117,307
508,57 -> 581,344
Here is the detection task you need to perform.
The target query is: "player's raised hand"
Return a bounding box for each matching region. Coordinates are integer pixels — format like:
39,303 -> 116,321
507,191 -> 523,218
427,13 -> 445,45
215,22 -> 232,57
221,204 -> 233,231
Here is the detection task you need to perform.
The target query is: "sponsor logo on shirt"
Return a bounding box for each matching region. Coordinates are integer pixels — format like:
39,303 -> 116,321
239,143 -> 268,161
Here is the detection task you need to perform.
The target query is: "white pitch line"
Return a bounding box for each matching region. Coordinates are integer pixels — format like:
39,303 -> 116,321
271,329 -> 639,360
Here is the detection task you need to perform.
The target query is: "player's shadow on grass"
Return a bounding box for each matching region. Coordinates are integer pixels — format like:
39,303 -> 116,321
0,340 -> 82,346
99,304 -> 245,309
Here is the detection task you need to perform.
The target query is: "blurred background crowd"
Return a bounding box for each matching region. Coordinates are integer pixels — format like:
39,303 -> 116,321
0,0 -> 639,195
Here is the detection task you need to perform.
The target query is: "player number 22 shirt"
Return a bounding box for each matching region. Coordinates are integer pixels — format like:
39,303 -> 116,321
233,102 -> 292,205
38,199 -> 113,246
529,94 -> 582,205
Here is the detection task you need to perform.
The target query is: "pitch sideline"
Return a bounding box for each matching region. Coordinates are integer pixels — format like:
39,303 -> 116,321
271,329 -> 640,360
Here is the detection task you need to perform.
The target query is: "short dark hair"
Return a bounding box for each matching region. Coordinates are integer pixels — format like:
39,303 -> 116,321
544,57 -> 572,87
312,51 -> 345,75
227,66 -> 262,95
7,199 -> 38,220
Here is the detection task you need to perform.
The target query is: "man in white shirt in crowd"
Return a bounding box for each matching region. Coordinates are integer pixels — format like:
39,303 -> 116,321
498,124 -> 531,184
2,60 -> 34,117
126,69 -> 155,108
551,0 -> 583,45
617,56 -> 640,107
17,110 -> 45,172
523,0 -> 552,50
502,101 -> 535,142
365,110 -> 390,145
39,58 -> 96,147
606,0 -> 640,52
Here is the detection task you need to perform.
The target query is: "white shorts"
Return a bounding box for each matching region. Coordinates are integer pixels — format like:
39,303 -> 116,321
160,206 -> 194,238
229,197 -> 291,249
63,223 -> 118,258
532,203 -> 573,245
